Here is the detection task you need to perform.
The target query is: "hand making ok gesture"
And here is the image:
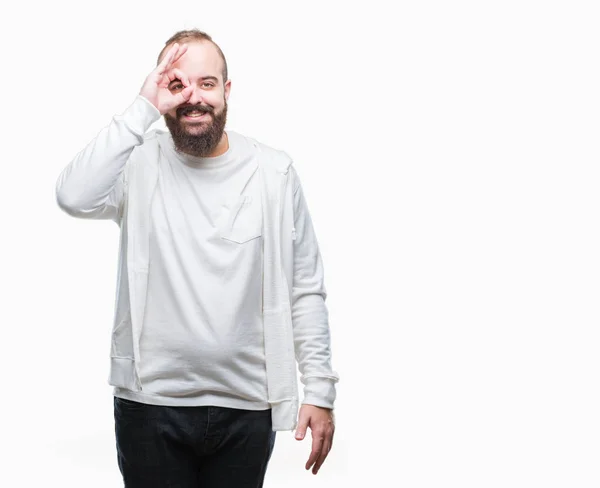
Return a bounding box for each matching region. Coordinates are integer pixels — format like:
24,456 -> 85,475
139,42 -> 194,115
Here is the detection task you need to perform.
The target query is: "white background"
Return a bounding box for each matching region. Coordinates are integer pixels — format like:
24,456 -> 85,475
1,0 -> 599,486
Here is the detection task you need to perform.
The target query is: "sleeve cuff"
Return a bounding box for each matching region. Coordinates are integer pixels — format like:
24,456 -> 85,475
120,95 -> 162,137
301,375 -> 339,409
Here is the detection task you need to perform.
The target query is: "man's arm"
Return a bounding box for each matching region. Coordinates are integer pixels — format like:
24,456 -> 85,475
55,95 -> 160,223
290,166 -> 340,409
55,42 -> 193,223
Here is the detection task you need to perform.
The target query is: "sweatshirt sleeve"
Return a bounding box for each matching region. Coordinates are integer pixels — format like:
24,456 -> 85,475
290,166 -> 340,409
55,95 -> 161,223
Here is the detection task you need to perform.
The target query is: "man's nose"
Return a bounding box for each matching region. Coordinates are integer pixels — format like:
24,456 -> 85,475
188,87 -> 204,106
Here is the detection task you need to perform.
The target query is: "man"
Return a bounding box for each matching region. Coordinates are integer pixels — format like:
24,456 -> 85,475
55,29 -> 339,488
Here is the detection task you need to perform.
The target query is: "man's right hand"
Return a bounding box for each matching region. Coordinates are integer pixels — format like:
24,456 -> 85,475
139,43 -> 194,115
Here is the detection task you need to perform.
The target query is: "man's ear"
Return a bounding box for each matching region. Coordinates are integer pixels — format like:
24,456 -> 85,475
224,79 -> 232,101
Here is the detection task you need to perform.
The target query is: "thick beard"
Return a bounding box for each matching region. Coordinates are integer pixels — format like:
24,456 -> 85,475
164,101 -> 228,158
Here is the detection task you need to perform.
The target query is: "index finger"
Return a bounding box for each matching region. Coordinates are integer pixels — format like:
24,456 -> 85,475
156,43 -> 177,74
167,68 -> 190,87
170,44 -> 188,66
157,43 -> 188,75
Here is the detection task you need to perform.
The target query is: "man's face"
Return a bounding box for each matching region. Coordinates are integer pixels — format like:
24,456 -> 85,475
163,41 -> 231,157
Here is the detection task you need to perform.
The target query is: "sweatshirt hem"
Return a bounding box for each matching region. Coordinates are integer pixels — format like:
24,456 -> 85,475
113,386 -> 271,410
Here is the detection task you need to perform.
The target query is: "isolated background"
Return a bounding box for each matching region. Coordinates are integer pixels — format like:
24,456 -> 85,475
1,0 -> 599,486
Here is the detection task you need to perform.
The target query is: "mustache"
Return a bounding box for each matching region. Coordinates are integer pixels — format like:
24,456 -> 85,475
177,104 -> 215,118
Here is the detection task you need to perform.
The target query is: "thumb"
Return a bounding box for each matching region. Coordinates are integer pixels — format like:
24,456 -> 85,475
295,415 -> 309,440
175,85 -> 194,105
168,86 -> 193,112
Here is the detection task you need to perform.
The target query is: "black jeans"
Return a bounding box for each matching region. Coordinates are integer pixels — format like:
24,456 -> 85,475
114,396 -> 277,488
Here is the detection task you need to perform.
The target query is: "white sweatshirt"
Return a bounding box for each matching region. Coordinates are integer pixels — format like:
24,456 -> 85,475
118,130 -> 269,409
55,95 -> 339,430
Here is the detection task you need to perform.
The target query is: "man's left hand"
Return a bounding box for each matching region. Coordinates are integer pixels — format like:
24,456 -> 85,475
294,404 -> 335,475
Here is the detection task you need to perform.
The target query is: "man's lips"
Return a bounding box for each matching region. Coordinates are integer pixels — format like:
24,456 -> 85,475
181,112 -> 211,121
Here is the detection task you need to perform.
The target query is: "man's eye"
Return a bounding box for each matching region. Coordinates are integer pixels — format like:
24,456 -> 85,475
170,83 -> 183,90
202,83 -> 215,88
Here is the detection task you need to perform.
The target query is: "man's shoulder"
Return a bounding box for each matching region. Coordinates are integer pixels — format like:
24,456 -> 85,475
231,130 -> 294,174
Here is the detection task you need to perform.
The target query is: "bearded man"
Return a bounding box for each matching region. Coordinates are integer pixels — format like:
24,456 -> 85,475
55,28 -> 339,488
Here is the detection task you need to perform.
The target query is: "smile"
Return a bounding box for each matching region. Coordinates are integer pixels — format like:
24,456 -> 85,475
183,112 -> 209,120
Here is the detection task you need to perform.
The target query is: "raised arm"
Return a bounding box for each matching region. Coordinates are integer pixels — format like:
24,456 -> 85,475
55,42 -> 194,223
55,95 -> 160,222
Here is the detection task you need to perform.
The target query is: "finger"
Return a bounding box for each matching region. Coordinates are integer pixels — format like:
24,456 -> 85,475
312,437 -> 332,475
171,85 -> 193,107
165,44 -> 187,71
305,434 -> 324,470
171,43 -> 188,65
157,44 -> 176,73
330,427 -> 335,450
161,83 -> 193,113
157,67 -> 185,90
295,415 -> 310,440
156,43 -> 179,74
170,68 -> 190,88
